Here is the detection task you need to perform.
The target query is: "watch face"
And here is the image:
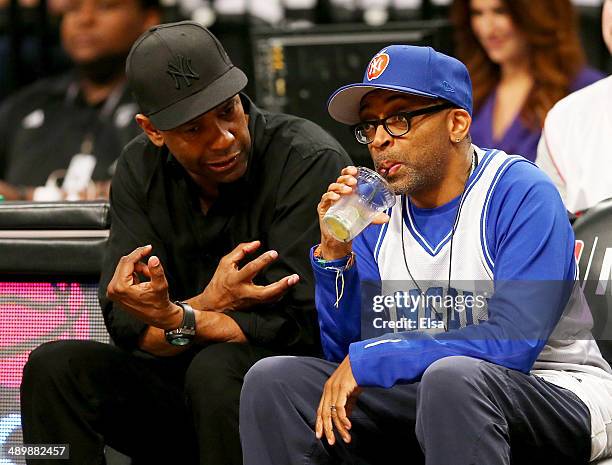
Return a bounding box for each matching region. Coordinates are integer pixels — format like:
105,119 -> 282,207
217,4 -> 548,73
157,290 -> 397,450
170,336 -> 192,346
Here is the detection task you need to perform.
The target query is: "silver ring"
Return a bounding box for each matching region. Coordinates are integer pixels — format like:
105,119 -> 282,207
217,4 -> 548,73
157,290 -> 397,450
330,405 -> 337,412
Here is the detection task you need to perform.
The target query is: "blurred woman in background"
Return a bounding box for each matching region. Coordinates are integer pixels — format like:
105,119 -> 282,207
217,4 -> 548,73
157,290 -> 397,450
451,0 -> 603,161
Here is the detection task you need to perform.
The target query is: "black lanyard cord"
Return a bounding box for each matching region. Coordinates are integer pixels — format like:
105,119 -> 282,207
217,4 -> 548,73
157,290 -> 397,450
400,149 -> 479,331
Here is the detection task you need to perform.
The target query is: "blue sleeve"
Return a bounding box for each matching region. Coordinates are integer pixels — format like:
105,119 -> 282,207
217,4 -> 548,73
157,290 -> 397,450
348,161 -> 576,387
312,222 -> 384,362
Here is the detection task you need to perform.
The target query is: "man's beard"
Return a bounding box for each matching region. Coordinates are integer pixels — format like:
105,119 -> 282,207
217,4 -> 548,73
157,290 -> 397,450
75,52 -> 129,84
376,148 -> 447,196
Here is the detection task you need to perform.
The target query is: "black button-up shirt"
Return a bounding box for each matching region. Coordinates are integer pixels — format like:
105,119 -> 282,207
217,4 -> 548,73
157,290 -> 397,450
98,96 -> 351,355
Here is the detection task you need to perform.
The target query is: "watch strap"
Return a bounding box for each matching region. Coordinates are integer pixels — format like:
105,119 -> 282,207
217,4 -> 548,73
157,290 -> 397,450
164,301 -> 196,345
175,301 -> 196,330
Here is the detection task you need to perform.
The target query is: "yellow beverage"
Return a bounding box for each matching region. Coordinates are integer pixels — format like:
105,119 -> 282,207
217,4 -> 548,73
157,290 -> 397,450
323,205 -> 371,242
323,215 -> 351,242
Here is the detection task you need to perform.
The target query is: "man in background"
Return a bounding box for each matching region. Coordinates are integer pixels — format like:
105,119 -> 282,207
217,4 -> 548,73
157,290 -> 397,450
0,0 -> 161,200
536,0 -> 612,215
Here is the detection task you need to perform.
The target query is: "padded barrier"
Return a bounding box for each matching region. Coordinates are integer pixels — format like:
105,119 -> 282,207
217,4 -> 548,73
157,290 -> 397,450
0,201 -> 109,276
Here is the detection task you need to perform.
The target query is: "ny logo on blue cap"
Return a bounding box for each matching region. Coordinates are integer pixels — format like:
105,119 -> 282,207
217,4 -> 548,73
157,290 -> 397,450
167,55 -> 200,90
367,51 -> 390,81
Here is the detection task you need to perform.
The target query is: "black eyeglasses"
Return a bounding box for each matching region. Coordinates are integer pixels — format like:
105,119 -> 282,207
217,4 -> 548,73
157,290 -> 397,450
352,103 -> 454,144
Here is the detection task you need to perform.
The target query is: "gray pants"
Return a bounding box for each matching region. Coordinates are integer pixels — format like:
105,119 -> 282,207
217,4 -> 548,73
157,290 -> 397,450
240,355 -> 591,465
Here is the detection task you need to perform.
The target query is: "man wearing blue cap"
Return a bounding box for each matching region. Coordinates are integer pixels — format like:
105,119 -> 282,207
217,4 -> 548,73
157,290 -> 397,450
239,45 -> 612,464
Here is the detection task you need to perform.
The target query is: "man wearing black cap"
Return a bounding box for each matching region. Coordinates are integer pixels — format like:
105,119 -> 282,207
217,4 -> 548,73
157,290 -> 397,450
20,21 -> 350,465
240,45 -> 612,464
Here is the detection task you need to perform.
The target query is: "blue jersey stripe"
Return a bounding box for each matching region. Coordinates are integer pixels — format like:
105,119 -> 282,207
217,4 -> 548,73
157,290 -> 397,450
480,155 -> 526,271
374,207 -> 392,263
401,148 -> 499,257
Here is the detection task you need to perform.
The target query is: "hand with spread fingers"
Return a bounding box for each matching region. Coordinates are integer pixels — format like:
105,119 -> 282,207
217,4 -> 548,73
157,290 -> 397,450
315,356 -> 362,446
106,245 -> 182,330
192,240 -> 300,312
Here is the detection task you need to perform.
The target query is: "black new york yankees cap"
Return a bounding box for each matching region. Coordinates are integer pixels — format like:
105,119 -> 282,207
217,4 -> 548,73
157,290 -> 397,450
126,21 -> 248,131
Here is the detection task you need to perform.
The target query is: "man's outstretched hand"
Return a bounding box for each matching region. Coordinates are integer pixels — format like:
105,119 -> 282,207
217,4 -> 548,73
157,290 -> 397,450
193,241 -> 300,312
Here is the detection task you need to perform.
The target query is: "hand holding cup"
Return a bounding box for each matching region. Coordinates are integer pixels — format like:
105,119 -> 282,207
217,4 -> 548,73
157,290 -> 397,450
317,166 -> 394,259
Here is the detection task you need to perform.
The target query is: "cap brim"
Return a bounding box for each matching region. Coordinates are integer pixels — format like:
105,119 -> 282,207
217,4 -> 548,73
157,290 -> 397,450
148,66 -> 248,131
327,83 -> 438,125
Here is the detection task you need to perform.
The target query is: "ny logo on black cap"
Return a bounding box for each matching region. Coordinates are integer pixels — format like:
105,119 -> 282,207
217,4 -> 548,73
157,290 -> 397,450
167,55 -> 200,90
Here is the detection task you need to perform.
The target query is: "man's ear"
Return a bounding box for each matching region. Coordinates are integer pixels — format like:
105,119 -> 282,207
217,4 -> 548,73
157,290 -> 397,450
136,114 -> 165,147
447,108 -> 471,144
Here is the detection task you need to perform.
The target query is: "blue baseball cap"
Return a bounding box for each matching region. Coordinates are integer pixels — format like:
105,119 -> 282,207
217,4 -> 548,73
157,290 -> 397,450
327,45 -> 473,125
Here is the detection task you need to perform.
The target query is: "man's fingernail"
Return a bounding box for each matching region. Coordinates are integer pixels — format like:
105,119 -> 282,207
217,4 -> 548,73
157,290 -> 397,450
268,250 -> 278,259
150,256 -> 160,267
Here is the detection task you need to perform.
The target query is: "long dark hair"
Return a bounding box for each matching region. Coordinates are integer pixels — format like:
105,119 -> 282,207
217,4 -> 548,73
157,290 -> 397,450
451,0 -> 586,129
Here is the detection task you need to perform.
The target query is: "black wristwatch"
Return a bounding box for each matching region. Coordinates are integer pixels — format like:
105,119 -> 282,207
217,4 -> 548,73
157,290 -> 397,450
164,301 -> 196,346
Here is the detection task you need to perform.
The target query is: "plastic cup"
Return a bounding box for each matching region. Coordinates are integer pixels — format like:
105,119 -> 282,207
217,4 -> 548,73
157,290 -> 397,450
323,167 -> 396,242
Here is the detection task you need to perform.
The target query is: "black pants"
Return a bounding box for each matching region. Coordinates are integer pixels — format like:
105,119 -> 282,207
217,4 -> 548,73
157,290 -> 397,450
20,339 -> 276,465
240,355 -> 592,465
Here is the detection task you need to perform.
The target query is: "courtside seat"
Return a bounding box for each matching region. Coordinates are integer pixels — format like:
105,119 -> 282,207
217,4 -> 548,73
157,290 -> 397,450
573,198 -> 612,465
573,198 -> 612,365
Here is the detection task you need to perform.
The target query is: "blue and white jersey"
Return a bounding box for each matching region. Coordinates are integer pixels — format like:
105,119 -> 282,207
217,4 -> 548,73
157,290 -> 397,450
376,146 -> 511,282
371,148 -> 517,335
312,146 -> 612,459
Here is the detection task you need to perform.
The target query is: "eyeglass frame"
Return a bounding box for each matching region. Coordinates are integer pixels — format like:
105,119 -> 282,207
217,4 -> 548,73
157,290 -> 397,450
352,102 -> 455,145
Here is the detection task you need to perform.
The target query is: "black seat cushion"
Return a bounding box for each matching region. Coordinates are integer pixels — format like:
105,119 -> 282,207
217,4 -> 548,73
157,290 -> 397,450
573,198 -> 612,364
